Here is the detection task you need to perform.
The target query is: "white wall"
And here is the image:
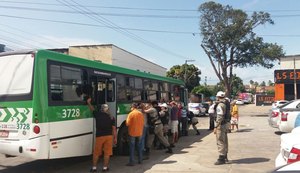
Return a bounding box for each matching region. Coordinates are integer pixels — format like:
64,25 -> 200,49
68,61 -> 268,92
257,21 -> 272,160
111,46 -> 166,76
280,56 -> 300,69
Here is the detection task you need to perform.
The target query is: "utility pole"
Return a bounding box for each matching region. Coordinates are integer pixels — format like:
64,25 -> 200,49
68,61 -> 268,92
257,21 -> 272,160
294,58 -> 297,100
184,60 -> 195,85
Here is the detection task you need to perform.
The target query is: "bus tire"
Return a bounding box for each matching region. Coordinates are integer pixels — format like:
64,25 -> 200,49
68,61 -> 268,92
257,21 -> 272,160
117,125 -> 129,156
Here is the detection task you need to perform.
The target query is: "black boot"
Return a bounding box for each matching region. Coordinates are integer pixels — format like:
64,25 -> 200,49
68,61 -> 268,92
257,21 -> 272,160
225,154 -> 229,162
165,147 -> 173,154
214,155 -> 226,165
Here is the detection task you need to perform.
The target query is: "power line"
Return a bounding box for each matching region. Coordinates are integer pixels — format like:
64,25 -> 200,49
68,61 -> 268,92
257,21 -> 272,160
0,5 -> 198,18
0,27 -> 54,48
0,35 -> 34,49
56,0 -> 190,60
6,4 -> 300,19
0,14 -> 197,35
0,0 -> 198,12
2,14 -> 300,38
0,23 -> 69,47
4,1 -> 300,14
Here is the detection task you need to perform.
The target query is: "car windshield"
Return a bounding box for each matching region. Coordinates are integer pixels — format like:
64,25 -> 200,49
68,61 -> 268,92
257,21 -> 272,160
0,53 -> 34,96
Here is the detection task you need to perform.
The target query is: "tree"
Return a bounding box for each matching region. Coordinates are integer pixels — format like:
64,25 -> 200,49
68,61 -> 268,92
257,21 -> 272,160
260,81 -> 266,87
231,74 -> 246,97
191,85 -> 213,98
167,64 -> 201,92
199,1 -> 284,98
249,80 -> 254,85
268,80 -> 274,86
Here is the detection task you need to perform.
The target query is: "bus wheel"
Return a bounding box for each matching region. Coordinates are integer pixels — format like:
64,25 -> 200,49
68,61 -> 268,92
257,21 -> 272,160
117,125 -> 129,156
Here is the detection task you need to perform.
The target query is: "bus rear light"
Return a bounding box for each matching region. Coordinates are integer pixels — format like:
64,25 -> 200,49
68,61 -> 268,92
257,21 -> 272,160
33,126 -> 40,134
281,112 -> 288,121
288,147 -> 300,164
51,142 -> 57,145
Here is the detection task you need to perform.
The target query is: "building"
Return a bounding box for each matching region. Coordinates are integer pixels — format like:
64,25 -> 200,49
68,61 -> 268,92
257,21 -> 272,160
274,54 -> 300,100
50,44 -> 166,76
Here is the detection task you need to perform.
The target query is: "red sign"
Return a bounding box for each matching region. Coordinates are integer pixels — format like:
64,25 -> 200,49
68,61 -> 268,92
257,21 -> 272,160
275,69 -> 300,84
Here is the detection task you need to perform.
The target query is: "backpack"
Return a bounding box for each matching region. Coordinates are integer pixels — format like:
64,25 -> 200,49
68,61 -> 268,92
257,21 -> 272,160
214,100 -> 231,122
224,99 -> 231,122
147,107 -> 161,126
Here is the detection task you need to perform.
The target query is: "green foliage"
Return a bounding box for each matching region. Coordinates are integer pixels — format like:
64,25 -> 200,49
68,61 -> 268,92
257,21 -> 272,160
167,64 -> 201,92
266,89 -> 275,95
231,74 -> 246,96
268,80 -> 274,86
191,85 -> 213,98
198,1 -> 284,97
260,81 -> 266,87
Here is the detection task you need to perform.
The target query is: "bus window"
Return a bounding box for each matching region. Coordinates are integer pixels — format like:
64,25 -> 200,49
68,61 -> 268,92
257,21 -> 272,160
148,90 -> 157,101
135,78 -> 143,89
132,90 -> 142,101
49,64 -> 84,104
107,80 -> 115,102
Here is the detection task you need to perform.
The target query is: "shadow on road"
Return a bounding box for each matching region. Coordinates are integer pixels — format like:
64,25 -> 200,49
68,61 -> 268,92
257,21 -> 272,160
274,131 -> 286,135
230,157 -> 270,164
235,128 -> 254,133
0,156 -> 91,173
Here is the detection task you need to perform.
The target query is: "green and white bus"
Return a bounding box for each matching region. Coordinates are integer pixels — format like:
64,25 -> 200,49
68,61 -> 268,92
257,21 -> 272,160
0,49 -> 187,159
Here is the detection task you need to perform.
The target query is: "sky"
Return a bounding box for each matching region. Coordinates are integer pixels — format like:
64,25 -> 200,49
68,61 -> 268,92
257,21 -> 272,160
1,0 -> 300,85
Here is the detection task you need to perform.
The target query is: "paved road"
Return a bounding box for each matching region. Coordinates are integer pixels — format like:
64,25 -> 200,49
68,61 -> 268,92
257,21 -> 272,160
0,104 -> 281,173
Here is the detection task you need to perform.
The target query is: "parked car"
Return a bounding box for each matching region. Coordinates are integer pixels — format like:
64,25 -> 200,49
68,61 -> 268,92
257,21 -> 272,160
235,99 -> 244,105
188,103 -> 206,116
278,99 -> 300,132
275,127 -> 300,168
201,102 -> 209,114
272,100 -> 289,109
272,160 -> 300,172
268,101 -> 293,128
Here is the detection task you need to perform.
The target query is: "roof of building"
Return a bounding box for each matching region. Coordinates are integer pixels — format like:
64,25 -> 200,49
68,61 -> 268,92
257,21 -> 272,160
70,44 -> 167,70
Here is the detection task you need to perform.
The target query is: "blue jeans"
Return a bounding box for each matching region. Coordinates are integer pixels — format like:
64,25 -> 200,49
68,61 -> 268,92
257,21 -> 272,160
141,126 -> 148,151
129,135 -> 143,164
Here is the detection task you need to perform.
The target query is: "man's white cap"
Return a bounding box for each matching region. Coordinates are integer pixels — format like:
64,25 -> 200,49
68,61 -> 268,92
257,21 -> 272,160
160,103 -> 168,108
216,91 -> 225,98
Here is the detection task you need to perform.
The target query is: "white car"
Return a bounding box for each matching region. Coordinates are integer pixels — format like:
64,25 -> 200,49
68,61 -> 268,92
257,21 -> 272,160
268,101 -> 292,128
272,160 -> 300,172
278,99 -> 300,132
272,100 -> 289,109
275,127 -> 300,168
235,99 -> 244,105
188,103 -> 206,116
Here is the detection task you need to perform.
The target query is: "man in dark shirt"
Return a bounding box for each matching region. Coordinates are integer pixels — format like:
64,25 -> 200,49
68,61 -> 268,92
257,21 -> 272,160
87,98 -> 117,172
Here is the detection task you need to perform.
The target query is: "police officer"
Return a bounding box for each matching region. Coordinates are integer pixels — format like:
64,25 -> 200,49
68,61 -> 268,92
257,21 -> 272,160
213,91 -> 229,165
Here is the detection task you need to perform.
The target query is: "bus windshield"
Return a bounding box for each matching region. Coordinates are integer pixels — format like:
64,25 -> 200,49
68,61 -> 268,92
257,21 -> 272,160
0,53 -> 34,97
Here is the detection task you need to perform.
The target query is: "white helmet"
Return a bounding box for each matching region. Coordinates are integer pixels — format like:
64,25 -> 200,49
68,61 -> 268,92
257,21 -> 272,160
216,91 -> 225,98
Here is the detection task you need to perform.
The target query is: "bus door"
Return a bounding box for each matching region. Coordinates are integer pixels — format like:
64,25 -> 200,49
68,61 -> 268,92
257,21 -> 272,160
90,76 -> 116,118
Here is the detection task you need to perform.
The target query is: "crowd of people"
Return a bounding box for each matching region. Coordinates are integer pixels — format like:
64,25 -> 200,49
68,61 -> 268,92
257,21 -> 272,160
87,92 -> 239,172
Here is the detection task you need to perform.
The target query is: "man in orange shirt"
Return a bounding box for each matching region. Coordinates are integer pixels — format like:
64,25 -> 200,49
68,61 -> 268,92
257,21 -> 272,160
126,103 -> 144,166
